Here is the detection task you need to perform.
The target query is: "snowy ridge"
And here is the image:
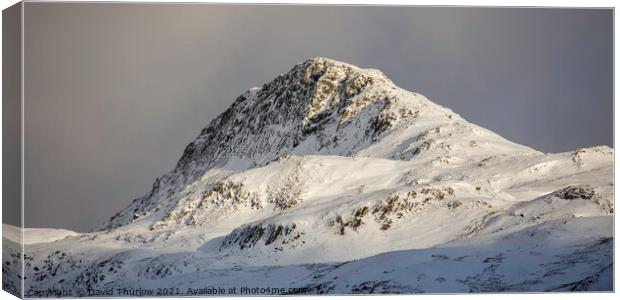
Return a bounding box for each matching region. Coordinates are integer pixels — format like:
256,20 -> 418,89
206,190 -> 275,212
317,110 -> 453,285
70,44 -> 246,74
100,57 -> 537,231
3,224 -> 78,245
3,58 -> 613,295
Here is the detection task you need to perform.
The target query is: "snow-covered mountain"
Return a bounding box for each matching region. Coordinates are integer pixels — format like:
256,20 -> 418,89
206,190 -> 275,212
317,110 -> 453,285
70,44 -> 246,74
3,58 -> 613,296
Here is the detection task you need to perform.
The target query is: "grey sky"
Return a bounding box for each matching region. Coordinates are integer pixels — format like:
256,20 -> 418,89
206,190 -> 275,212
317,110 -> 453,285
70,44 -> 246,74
3,2 -> 22,230
18,4 -> 612,231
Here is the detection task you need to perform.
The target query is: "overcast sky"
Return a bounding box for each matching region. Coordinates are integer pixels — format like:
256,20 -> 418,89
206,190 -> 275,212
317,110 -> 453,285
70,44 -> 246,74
17,4 -> 612,231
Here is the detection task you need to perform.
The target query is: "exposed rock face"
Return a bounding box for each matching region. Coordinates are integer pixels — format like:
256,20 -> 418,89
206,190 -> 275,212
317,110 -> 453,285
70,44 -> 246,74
556,185 -> 596,200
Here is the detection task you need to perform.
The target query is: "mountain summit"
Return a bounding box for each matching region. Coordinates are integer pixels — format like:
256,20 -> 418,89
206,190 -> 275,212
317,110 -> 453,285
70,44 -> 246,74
101,57 -> 538,230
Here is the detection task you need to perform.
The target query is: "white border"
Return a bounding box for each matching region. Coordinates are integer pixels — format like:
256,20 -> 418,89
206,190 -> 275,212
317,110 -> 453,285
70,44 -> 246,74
20,1 -> 24,298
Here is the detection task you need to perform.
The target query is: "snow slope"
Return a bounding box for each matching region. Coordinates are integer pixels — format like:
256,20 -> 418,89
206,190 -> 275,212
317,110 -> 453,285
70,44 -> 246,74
3,58 -> 613,296
3,224 -> 78,245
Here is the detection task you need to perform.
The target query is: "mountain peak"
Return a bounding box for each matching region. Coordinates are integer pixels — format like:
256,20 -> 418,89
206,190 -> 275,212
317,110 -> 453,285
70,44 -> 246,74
99,58 -> 537,230
299,57 -> 391,81
296,57 -> 394,92
173,57 -> 406,171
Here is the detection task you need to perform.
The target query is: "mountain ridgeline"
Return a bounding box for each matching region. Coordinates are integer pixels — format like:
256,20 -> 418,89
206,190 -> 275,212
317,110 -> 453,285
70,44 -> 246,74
100,57 -> 536,231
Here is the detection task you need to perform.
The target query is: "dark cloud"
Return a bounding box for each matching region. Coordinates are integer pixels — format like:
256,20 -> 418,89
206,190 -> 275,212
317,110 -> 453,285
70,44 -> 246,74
21,4 -> 612,231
